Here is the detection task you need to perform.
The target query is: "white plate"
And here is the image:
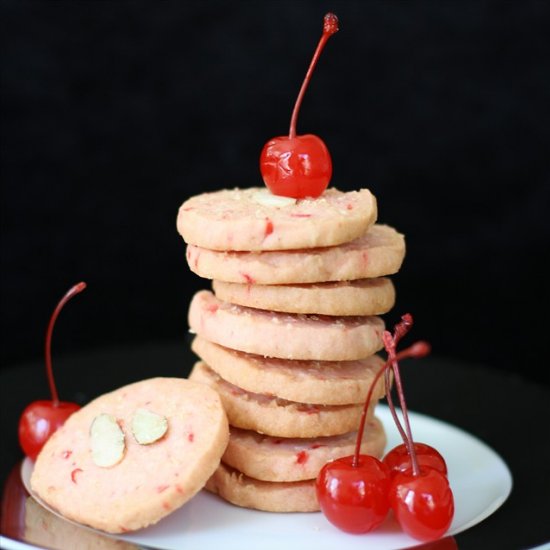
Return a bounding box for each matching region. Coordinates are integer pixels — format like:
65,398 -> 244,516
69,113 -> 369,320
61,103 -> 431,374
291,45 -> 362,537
16,406 -> 512,550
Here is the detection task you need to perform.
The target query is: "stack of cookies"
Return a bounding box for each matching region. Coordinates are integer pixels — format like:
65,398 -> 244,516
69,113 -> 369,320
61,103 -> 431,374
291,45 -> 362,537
177,187 -> 406,512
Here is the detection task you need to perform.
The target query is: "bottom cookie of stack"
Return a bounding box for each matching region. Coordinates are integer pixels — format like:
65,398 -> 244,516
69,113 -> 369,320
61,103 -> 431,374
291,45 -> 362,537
206,463 -> 319,513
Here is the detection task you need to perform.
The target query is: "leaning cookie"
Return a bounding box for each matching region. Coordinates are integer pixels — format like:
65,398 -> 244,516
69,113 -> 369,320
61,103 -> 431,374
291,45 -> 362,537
212,277 -> 395,316
177,187 -> 377,251
188,290 -> 384,361
191,336 -> 386,405
31,378 -> 229,534
189,362 -> 378,438
205,462 -> 319,512
223,417 -> 386,482
186,224 -> 405,285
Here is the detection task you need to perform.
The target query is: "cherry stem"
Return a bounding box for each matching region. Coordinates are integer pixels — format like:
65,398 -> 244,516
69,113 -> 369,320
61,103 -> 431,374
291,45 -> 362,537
45,282 -> 87,406
384,330 -> 421,477
384,313 -> 415,443
393,313 -> 413,346
385,367 -> 407,443
288,13 -> 338,139
352,339 -> 430,467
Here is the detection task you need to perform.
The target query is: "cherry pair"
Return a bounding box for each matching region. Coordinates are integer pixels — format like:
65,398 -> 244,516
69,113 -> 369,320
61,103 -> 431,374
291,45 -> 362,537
316,315 -> 454,541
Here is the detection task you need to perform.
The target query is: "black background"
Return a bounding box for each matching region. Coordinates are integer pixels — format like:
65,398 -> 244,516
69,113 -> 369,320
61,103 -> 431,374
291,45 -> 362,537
1,0 -> 549,387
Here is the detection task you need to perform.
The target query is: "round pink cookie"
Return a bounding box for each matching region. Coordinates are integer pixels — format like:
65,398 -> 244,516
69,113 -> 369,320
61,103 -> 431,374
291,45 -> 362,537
223,417 -> 386,482
191,336 -> 386,405
188,290 -> 384,361
31,378 -> 229,534
177,187 -> 378,251
212,277 -> 395,316
205,462 -> 319,512
189,362 -> 377,438
186,224 -> 405,284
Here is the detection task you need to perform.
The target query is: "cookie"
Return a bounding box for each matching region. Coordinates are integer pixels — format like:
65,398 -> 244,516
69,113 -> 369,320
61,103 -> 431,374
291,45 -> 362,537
186,224 -> 405,284
205,462 -> 319,512
223,417 -> 386,482
189,362 -> 376,438
177,187 -> 377,251
191,336 -> 386,405
212,277 -> 395,316
31,378 -> 229,534
188,290 -> 384,361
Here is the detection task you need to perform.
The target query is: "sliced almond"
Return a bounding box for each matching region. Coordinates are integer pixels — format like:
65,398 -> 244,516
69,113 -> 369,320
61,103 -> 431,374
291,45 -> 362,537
252,189 -> 296,208
131,408 -> 168,445
90,413 -> 125,467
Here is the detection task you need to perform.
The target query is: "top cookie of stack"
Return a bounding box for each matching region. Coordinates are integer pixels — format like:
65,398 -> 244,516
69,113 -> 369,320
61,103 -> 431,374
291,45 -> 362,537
177,187 -> 378,251
177,186 -> 406,512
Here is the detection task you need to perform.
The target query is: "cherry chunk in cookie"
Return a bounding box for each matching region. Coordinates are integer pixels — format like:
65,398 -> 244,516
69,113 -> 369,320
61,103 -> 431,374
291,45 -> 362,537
30,377 -> 229,533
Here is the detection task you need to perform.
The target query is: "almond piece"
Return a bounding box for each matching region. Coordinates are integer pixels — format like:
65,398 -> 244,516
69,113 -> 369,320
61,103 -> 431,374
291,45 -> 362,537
252,189 -> 296,208
131,408 -> 168,445
90,413 -> 125,467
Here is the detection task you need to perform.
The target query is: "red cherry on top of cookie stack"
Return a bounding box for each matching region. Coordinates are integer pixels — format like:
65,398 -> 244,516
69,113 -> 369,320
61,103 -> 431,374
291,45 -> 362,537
177,187 -> 406,512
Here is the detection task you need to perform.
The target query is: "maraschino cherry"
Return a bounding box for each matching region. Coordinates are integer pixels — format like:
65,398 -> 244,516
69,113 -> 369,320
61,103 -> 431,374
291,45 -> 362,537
260,13 -> 339,199
18,282 -> 86,460
383,442 -> 447,478
316,320 -> 430,534
316,453 -> 390,534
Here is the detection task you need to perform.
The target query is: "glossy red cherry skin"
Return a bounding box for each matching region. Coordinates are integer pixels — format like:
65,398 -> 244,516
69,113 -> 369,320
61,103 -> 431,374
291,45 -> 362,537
389,467 -> 454,541
384,443 -> 448,478
19,400 -> 80,460
260,134 -> 332,199
316,454 -> 391,534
